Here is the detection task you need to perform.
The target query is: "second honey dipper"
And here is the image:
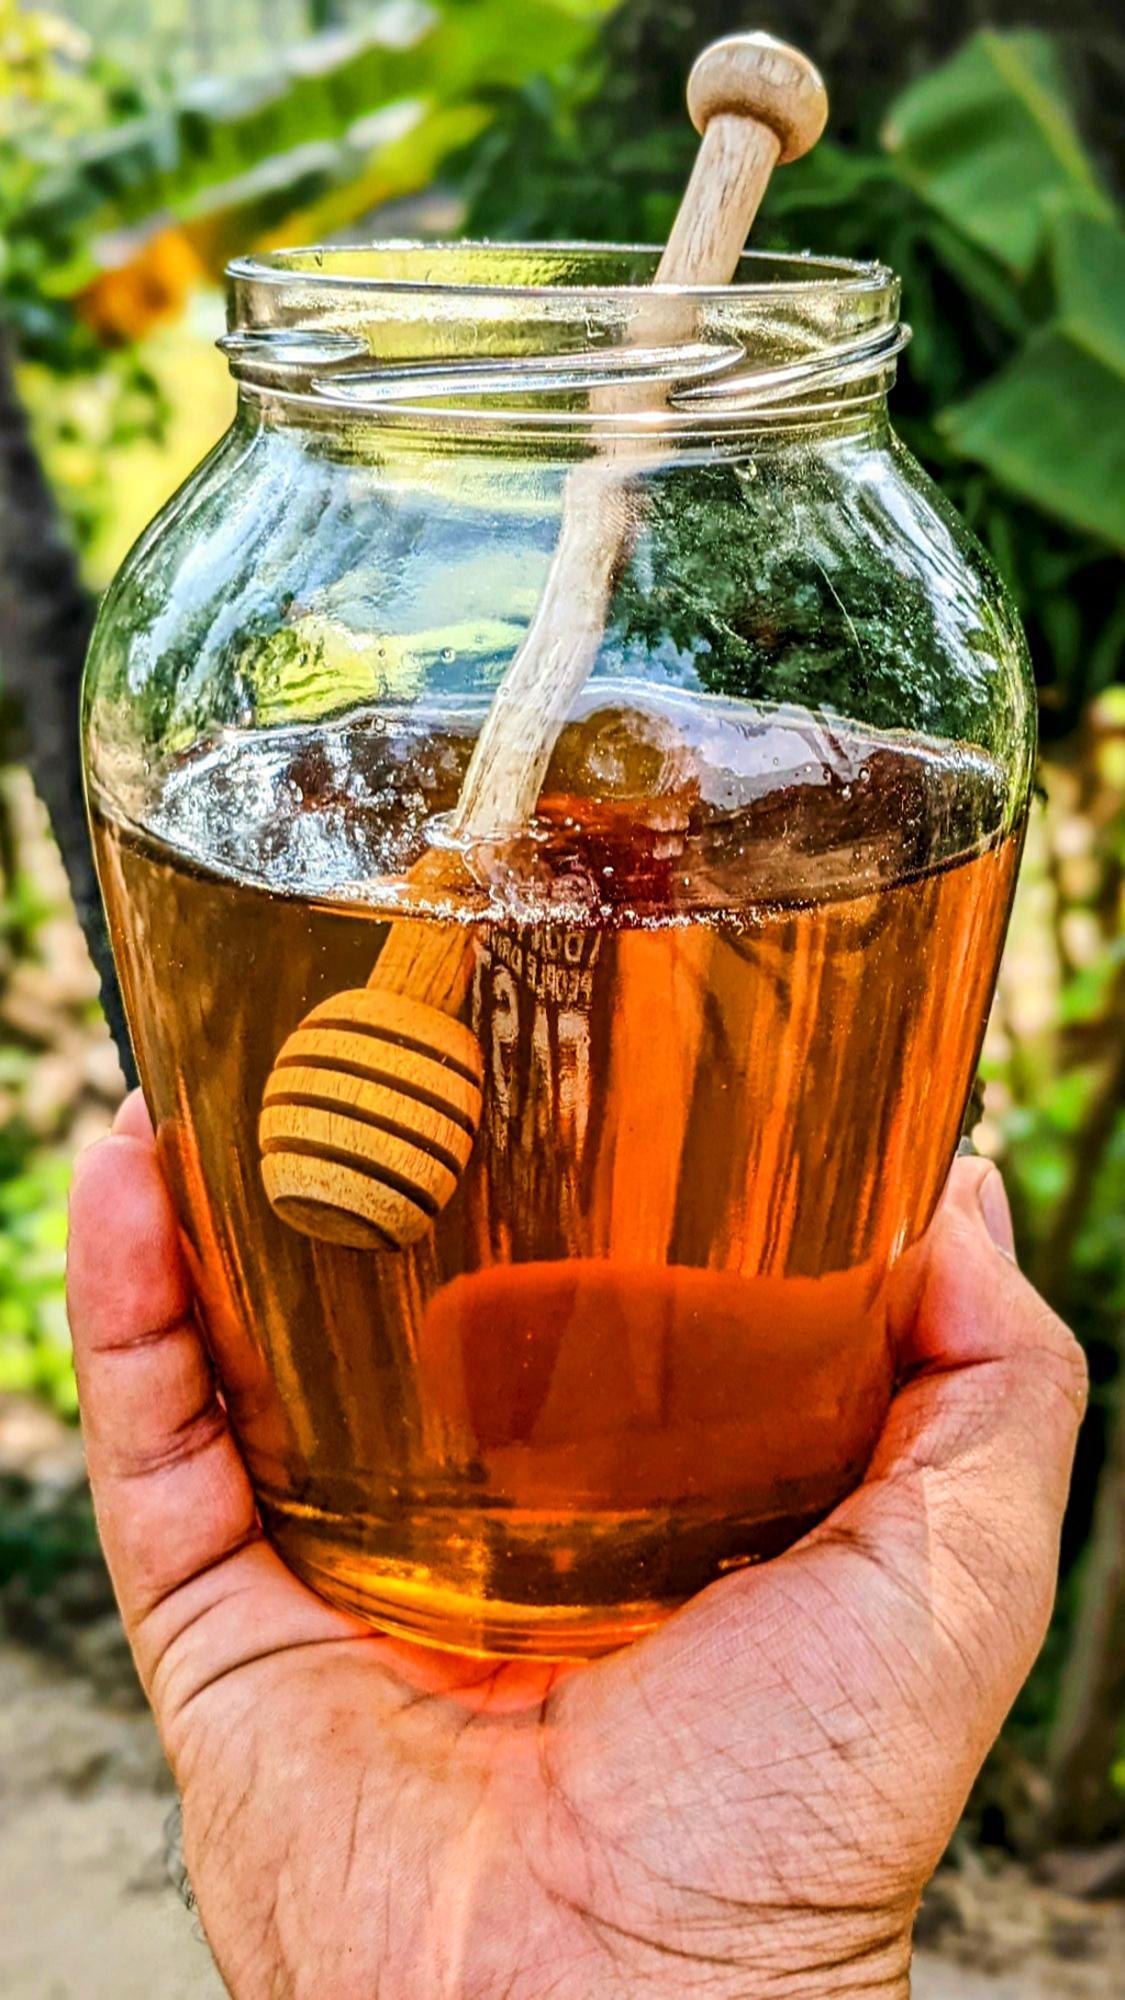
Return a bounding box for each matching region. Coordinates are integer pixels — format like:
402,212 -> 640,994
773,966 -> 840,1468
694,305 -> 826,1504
260,31 -> 828,1250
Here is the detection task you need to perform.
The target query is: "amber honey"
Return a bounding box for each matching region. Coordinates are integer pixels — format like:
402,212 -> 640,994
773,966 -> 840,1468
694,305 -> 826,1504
92,696 -> 1020,1656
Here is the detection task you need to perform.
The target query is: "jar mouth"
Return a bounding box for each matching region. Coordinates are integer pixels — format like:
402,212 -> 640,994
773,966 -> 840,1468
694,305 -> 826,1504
227,241 -> 893,303
224,241 -> 906,435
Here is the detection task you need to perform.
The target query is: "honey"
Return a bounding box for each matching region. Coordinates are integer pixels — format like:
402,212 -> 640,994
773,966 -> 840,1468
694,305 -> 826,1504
92,695 -> 1020,1656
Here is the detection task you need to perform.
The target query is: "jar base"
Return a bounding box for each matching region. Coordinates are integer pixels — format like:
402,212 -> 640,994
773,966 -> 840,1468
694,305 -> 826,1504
292,1561 -> 677,1660
262,1501 -> 834,1660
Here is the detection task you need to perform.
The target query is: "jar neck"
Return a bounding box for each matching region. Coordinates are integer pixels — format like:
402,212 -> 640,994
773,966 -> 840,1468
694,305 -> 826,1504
222,243 -> 907,451
232,381 -> 894,457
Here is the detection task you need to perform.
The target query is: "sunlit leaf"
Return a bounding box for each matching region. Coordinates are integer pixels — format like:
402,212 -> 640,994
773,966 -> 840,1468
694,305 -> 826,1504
1048,203 -> 1125,376
15,3 -> 614,300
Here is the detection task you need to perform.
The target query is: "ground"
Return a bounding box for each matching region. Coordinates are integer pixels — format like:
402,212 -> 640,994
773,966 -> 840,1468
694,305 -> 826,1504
0,1644 -> 224,1999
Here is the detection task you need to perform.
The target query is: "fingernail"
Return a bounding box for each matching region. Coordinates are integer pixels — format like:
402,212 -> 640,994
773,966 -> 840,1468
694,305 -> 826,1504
977,1167 -> 1016,1261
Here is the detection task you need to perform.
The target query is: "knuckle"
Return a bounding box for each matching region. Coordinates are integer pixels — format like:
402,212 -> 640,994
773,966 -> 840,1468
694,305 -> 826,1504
117,1396 -> 227,1482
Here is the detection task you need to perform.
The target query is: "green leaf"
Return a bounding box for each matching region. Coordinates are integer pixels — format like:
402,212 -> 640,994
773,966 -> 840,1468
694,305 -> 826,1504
1048,204 -> 1125,377
882,30 -> 1112,278
938,207 -> 1125,549
258,100 -> 492,253
940,327 -> 1125,548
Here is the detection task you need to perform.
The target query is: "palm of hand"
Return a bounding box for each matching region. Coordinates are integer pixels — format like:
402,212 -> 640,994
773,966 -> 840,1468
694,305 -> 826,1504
69,1108 -> 1083,2000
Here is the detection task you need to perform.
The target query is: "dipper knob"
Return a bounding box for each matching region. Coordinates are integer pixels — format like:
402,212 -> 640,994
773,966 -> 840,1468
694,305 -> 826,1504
687,32 -> 827,162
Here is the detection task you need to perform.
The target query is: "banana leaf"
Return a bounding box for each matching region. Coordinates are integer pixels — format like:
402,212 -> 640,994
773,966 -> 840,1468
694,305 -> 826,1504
939,208 -> 1125,550
882,29 -> 1112,279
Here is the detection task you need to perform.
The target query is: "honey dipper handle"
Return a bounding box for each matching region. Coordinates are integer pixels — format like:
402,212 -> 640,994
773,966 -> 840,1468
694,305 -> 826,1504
259,34 -> 828,1254
452,33 -> 827,842
366,848 -> 477,1014
665,33 -> 827,278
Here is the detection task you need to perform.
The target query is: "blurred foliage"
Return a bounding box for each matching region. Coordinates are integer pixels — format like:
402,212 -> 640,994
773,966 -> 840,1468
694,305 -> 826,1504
0,775 -> 75,1416
457,7 -> 1125,733
19,301 -> 233,585
0,1141 -> 73,1416
983,694 -> 1125,1818
0,0 -> 613,559
0,0 -> 169,535
2,0 -> 614,348
0,765 -> 110,1419
0,1463 -> 100,1610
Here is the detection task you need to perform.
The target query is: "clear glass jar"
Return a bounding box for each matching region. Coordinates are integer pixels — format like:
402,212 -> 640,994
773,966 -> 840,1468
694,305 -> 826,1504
84,245 -> 1035,1658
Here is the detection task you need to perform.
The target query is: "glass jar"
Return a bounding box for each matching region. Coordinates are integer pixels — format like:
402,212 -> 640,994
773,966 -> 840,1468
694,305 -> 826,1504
84,245 -> 1034,1658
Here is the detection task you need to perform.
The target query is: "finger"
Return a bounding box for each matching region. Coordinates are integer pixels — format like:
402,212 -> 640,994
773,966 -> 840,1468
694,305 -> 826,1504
973,1158 -> 1017,1261
780,1163 -> 1085,1820
746,1161 -> 1079,1663
67,1125 -> 367,1746
68,1127 -> 264,1663
888,1152 -> 1080,1464
822,1154 -> 1086,1657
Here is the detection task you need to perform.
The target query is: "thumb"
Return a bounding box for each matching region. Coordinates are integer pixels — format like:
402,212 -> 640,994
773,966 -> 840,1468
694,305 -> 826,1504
896,1157 -> 1083,1417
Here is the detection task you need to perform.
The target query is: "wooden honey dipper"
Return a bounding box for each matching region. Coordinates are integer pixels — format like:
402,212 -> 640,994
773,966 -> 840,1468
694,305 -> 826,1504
260,31 -> 828,1252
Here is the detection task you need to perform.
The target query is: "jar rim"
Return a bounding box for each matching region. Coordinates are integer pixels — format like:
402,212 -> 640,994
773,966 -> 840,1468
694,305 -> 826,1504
224,240 -> 904,436
227,240 -> 894,305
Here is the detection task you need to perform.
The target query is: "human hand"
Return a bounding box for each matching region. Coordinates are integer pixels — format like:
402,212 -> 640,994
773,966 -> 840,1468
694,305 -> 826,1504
68,1095 -> 1086,1999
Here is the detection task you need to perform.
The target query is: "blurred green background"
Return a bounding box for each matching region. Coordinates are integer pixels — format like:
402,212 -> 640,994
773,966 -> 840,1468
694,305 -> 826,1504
0,0 -> 1122,1871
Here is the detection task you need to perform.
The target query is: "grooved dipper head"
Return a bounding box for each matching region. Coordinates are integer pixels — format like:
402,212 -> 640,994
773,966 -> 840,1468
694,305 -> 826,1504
260,987 -> 483,1251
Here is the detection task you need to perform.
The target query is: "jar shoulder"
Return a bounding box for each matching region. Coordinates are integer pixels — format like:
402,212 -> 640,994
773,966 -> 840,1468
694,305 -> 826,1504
84,420 -> 1035,813
616,428 -> 1034,770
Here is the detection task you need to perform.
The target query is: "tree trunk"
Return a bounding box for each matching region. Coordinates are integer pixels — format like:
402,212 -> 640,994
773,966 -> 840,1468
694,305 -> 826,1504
0,331 -> 135,1080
